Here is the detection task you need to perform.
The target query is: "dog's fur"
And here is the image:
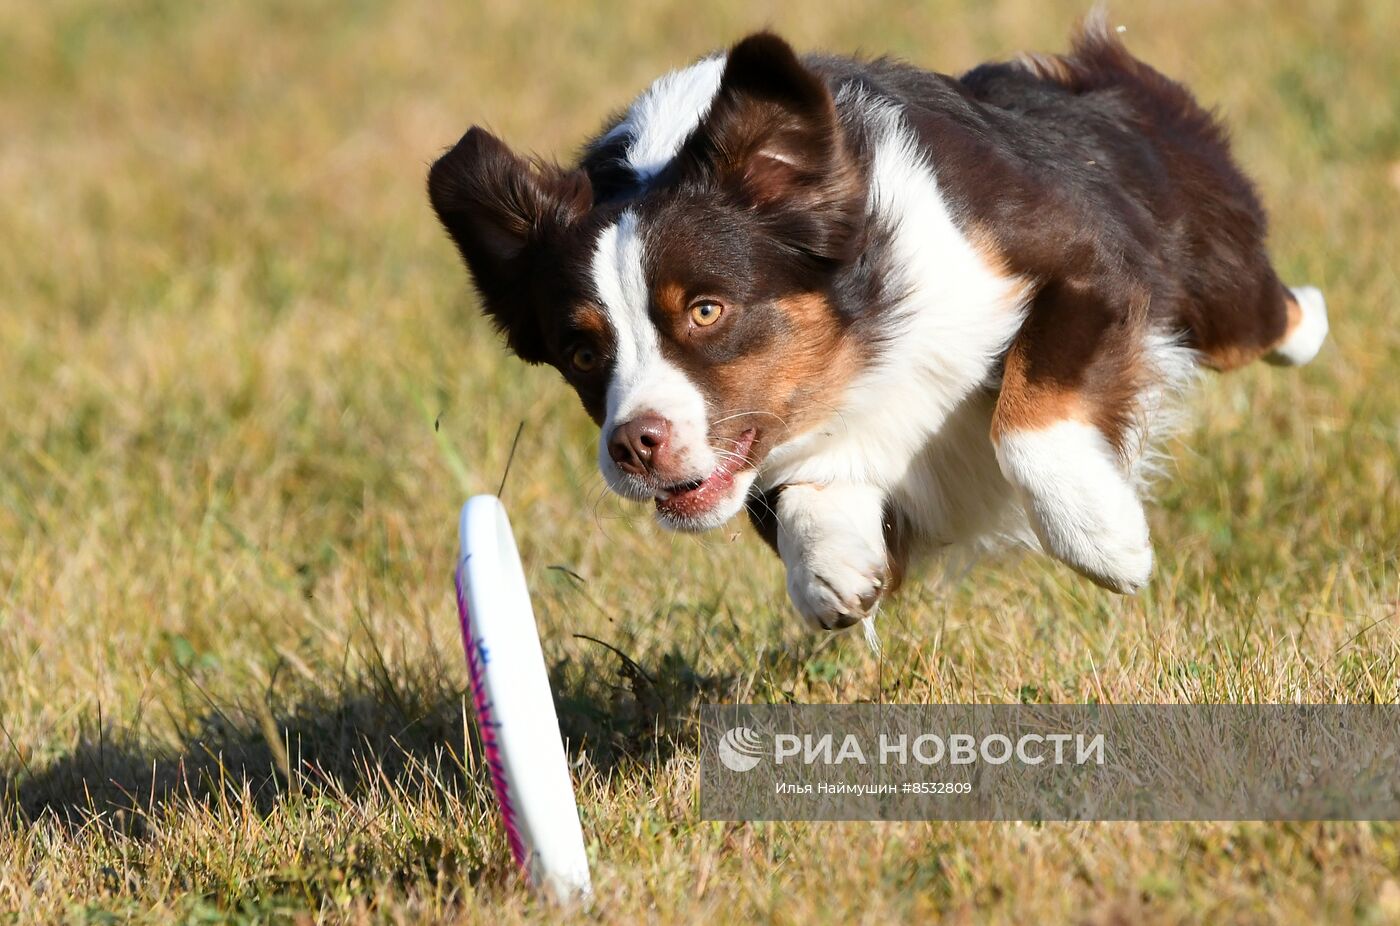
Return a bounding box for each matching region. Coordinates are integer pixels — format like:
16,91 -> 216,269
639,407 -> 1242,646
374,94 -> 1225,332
427,15 -> 1328,630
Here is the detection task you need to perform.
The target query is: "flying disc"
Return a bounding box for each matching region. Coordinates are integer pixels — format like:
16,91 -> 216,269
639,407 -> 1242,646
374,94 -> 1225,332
455,495 -> 592,902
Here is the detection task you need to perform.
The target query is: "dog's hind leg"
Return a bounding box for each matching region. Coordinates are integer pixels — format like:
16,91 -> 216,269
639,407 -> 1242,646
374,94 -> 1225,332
991,281 -> 1160,594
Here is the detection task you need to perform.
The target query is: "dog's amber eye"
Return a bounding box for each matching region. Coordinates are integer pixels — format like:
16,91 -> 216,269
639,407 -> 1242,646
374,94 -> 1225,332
570,346 -> 599,372
690,300 -> 723,327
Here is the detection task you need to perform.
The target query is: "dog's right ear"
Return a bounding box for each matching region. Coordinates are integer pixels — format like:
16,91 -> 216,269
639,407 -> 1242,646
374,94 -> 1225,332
427,127 -> 591,361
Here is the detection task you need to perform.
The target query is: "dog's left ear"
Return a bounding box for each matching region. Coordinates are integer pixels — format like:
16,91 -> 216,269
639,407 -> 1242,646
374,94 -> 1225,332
672,33 -> 864,263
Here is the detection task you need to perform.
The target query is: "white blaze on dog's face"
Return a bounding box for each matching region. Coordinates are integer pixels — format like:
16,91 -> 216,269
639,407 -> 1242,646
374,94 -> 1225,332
588,211 -> 749,530
428,34 -> 870,531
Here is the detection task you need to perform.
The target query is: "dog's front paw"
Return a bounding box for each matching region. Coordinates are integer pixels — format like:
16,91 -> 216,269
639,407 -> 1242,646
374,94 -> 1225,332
785,552 -> 887,631
775,482 -> 889,632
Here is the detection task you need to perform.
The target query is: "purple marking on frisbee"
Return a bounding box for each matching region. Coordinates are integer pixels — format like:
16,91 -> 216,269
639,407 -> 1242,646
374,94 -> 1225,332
456,562 -> 529,872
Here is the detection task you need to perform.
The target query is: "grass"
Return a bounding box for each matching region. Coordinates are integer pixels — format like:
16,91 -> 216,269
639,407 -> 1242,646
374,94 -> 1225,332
1,0 -> 1397,921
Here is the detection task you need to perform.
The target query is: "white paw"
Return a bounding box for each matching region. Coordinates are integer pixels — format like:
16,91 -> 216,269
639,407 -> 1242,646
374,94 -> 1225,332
785,548 -> 887,631
775,483 -> 889,632
1266,285 -> 1329,366
996,420 -> 1154,594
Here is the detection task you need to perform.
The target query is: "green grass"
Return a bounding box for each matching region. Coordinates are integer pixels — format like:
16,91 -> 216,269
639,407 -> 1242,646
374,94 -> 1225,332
1,0 -> 1398,922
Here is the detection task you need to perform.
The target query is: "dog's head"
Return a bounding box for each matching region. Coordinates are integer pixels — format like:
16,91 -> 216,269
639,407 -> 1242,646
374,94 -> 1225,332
428,34 -> 867,530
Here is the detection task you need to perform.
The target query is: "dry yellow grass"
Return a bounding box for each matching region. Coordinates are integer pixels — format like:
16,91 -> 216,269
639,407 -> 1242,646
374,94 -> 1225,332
1,0 -> 1397,922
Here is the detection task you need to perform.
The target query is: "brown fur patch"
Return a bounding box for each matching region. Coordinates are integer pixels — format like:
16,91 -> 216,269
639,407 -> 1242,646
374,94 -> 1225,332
1194,285 -> 1296,371
991,281 -> 1153,458
960,13 -> 1292,387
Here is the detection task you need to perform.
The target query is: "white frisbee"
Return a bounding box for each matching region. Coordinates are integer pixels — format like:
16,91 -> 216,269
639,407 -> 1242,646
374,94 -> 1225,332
455,495 -> 592,902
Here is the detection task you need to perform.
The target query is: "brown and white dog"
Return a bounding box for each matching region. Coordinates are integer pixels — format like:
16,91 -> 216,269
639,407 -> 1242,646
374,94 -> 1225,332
427,17 -> 1328,631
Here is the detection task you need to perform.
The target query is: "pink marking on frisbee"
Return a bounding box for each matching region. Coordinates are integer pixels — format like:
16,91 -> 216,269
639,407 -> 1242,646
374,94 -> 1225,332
456,562 -> 529,871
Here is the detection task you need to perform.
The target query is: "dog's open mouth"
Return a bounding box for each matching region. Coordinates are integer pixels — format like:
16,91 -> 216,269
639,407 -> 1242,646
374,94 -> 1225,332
653,429 -> 757,520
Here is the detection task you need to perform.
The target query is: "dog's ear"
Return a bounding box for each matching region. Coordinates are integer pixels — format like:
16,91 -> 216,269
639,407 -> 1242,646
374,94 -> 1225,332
672,33 -> 864,263
427,127 -> 592,362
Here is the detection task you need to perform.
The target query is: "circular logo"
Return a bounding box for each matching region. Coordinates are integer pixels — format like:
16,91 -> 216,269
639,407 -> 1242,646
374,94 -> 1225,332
717,726 -> 764,772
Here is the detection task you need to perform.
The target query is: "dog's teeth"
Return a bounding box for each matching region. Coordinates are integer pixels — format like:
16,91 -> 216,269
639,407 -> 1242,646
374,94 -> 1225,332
656,490 -> 672,501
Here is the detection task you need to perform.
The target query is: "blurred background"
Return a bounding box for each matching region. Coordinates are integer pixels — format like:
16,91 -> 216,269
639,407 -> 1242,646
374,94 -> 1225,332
1,1 -> 1397,922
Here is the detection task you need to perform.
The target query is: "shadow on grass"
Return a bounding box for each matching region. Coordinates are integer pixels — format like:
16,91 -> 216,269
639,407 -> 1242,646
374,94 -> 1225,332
0,637 -> 759,832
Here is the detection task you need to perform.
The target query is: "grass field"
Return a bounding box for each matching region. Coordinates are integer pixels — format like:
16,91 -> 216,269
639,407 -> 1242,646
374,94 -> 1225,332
2,0 -> 1398,922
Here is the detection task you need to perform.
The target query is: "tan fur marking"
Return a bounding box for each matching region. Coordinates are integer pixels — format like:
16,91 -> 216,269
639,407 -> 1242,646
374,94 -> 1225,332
1281,290 -> 1304,338
965,221 -> 1019,280
775,291 -> 843,330
1199,343 -> 1265,372
705,292 -> 860,443
991,340 -> 1087,442
655,280 -> 688,318
572,304 -> 609,337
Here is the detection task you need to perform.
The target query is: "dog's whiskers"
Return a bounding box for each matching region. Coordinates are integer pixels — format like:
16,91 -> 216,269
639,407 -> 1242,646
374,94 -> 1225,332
711,410 -> 789,428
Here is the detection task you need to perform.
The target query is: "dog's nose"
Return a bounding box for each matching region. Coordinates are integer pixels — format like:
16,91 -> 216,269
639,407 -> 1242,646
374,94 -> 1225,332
608,414 -> 672,476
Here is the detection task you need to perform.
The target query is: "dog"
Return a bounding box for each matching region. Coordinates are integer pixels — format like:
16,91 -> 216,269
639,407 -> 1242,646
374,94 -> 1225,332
427,15 -> 1329,631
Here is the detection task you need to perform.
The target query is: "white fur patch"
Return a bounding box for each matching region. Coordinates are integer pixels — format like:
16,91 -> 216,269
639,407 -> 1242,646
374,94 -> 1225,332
1267,286 -> 1329,366
1121,330 -> 1201,488
994,420 -> 1153,594
775,483 -> 889,631
601,56 -> 726,183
